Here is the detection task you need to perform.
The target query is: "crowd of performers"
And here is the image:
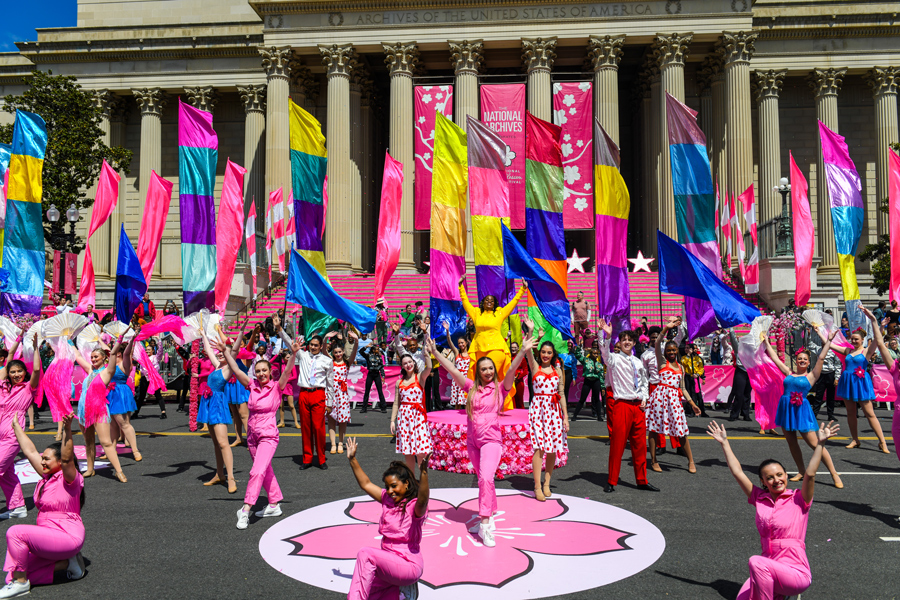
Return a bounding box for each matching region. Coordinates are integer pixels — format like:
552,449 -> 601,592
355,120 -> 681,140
0,290 -> 896,600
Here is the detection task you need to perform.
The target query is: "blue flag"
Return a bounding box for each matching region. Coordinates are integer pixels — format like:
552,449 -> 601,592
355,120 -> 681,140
657,230 -> 761,329
114,225 -> 147,324
501,224 -> 573,341
286,246 -> 378,333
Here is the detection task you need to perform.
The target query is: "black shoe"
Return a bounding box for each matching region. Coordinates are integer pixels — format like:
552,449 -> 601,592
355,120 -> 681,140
657,447 -> 667,455
699,412 -> 710,418
380,408 -> 387,413
176,407 -> 186,413
637,483 -> 660,492
675,447 -> 687,457
160,413 -> 167,420
360,408 -> 368,414
603,483 -> 616,493
742,416 -> 752,422
317,462 -> 328,470
570,414 -> 578,422
597,416 -> 605,422
727,416 -> 737,422
299,463 -> 313,470
390,436 -> 397,444
827,415 -> 835,421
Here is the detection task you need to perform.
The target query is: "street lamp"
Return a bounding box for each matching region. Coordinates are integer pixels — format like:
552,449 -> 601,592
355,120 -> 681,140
45,204 -> 81,298
774,177 -> 792,257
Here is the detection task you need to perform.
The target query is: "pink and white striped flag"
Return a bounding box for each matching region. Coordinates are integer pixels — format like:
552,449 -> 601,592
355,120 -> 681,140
269,188 -> 286,273
245,197 -> 257,297
284,189 -> 296,250
729,192 -> 746,281
739,184 -> 759,294
265,191 -> 273,283
214,159 -> 247,312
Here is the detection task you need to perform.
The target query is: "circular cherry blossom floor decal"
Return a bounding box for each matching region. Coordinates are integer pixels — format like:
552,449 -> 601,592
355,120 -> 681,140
259,488 -> 665,599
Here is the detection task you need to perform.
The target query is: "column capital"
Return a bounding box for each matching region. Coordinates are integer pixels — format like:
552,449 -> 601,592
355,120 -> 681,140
259,45 -> 293,80
94,90 -> 127,121
320,43 -> 357,79
808,67 -> 847,99
350,61 -> 371,87
382,42 -> 419,78
753,69 -> 787,104
237,85 -> 266,114
587,34 -> 625,71
448,40 -> 484,75
717,31 -> 757,67
289,60 -> 320,101
865,66 -> 900,98
652,32 -> 692,69
697,54 -> 724,91
132,88 -> 168,117
522,37 -> 557,74
185,86 -> 218,113
360,77 -> 377,107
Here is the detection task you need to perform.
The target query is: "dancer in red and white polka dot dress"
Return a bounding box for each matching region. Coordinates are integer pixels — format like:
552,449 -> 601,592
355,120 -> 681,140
647,317 -> 700,474
390,348 -> 434,471
444,321 -> 471,408
326,331 -> 359,456
523,319 -> 569,502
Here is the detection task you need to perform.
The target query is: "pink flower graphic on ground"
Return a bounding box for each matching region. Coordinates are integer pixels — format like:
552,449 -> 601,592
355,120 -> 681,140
284,492 -> 632,588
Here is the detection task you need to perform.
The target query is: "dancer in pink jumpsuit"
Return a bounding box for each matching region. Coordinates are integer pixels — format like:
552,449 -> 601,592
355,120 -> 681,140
861,307 -> 899,461
426,335 -> 534,547
346,437 -> 430,600
0,332 -> 41,521
1,413 -> 85,598
221,338 -> 299,530
707,418 -> 839,600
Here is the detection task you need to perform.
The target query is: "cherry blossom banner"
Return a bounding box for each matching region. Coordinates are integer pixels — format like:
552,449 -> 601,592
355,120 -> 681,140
552,81 -> 593,229
480,84 -> 526,229
414,85 -> 453,230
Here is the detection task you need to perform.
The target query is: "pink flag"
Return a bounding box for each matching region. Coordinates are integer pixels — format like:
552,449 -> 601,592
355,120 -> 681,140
790,152 -> 813,306
738,184 -> 759,294
721,184 -> 732,273
77,160 -> 120,309
214,160 -> 247,312
414,85 -> 454,229
729,192 -> 746,279
322,175 -> 328,234
373,151 -> 404,304
552,82 -> 593,228
245,197 -> 258,297
268,188 -> 285,274
284,190 -> 296,246
265,192 -> 273,283
136,170 -> 174,284
889,149 -> 900,302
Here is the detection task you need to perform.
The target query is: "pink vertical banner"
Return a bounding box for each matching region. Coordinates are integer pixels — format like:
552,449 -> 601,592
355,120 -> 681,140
137,170 -> 174,284
64,253 -> 77,294
480,84 -> 526,229
790,152 -> 813,306
552,82 -> 593,229
414,85 -> 453,230
52,250 -> 61,294
374,151 -> 404,304
214,159 -> 248,312
889,148 -> 900,302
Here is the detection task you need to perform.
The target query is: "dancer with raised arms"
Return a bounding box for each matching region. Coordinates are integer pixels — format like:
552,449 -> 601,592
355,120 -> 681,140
324,329 -> 359,455
426,334 -> 535,547
860,307 -> 898,461
763,332 -> 843,488
105,331 -> 142,463
707,419 -> 839,600
196,329 -> 237,494
390,337 -> 433,472
442,320 -> 470,409
346,438 -> 429,600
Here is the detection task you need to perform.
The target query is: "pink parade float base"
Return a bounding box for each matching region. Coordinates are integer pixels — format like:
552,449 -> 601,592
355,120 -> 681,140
426,409 -> 567,477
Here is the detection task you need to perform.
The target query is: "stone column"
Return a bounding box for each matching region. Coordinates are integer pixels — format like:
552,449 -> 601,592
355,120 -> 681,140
260,46 -> 293,215
639,83 -> 653,253
91,91 -> 125,279
522,37 -> 557,121
132,88 -> 168,216
809,67 -> 846,272
588,34 -> 625,145
449,39 -> 484,265
319,43 -> 357,271
753,70 -> 786,226
644,52 -> 662,255
349,63 -> 367,271
866,66 -> 900,236
360,81 -> 376,271
652,32 -> 692,240
720,32 -> 757,227
238,84 -> 267,258
383,42 -> 419,271
185,86 -> 219,113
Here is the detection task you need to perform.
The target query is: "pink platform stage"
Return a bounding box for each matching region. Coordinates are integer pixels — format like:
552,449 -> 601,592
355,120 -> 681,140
426,409 -> 568,478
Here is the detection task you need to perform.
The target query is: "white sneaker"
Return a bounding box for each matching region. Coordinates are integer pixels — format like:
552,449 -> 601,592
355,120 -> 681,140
479,523 -> 496,547
255,504 -> 283,518
0,507 -> 26,520
468,516 -> 494,534
0,579 -> 30,598
236,508 -> 250,530
67,552 -> 86,580
399,582 -> 418,600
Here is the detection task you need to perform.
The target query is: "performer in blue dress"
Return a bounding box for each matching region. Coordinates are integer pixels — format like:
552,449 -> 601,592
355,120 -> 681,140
764,332 -> 843,488
198,329 -> 237,493
823,326 -> 890,452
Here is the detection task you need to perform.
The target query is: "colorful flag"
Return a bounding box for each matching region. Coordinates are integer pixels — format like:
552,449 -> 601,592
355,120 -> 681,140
481,84 -> 527,229
1,111 -> 48,315
374,151 -> 403,305
525,111 -> 570,351
552,82 -> 593,228
245,197 -> 257,297
0,143 -> 10,266
665,92 -> 722,339
78,160 -> 121,309
593,118 -> 630,332
136,170 -> 173,284
819,120 -> 865,330
178,99 -> 218,313
738,184 -> 759,294
730,192 -> 746,280
721,183 -> 732,273
790,152 -> 813,306
114,225 -> 147,323
268,187 -> 285,274
889,149 -> 900,303
429,112 -> 468,341
414,85 -> 453,230
214,160 -> 247,312
265,194 -> 273,283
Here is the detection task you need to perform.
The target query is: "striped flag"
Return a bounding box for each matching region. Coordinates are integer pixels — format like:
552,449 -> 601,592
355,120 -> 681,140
0,143 -> 10,266
265,192 -> 273,283
213,160 -> 247,312
269,187 -> 285,274
245,197 -> 257,297
738,184 -> 759,294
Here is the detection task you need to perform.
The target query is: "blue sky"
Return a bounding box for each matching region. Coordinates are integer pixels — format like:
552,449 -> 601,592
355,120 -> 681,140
1,1 -> 77,53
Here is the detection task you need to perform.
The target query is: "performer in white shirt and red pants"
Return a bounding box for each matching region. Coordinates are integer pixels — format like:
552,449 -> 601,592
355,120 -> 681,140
295,334 -> 333,470
598,319 -> 659,493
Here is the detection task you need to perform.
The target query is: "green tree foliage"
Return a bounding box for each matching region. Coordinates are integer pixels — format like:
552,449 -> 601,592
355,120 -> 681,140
0,70 -> 132,252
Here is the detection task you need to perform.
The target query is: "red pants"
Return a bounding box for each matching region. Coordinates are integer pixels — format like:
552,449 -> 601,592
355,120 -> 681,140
648,383 -> 681,450
298,388 -> 327,465
607,397 -> 648,486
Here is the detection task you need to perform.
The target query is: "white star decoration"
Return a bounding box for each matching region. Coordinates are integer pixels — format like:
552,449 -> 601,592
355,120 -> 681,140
567,248 -> 589,273
628,251 -> 655,273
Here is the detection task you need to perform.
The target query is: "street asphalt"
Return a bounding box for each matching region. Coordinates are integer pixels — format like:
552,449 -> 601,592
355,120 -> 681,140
4,399 -> 898,600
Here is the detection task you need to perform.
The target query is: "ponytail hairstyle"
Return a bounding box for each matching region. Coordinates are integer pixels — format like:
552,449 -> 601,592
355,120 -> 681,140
382,461 -> 419,507
466,356 -> 501,421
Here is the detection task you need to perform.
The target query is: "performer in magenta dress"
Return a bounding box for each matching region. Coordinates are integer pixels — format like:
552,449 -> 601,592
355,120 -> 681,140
346,437 -> 430,600
707,419 -> 839,600
390,349 -> 433,472
325,331 -> 358,455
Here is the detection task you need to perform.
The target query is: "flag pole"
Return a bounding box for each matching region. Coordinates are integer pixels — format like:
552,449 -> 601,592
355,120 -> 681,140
658,279 -> 664,327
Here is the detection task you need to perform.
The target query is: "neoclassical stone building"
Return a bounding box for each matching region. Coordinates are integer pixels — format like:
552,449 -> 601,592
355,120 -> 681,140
0,0 -> 898,311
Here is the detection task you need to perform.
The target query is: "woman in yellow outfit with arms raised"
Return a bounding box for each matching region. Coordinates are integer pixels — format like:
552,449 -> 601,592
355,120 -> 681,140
457,276 -> 527,410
